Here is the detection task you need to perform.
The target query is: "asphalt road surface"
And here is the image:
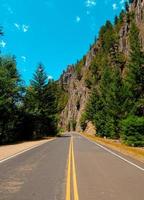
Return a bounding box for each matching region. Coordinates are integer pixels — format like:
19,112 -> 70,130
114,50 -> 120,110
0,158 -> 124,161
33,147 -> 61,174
0,132 -> 144,200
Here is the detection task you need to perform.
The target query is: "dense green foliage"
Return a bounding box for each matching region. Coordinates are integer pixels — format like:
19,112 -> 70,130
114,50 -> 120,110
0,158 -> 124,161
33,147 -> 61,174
81,11 -> 144,146
0,27 -> 69,144
24,64 -> 59,138
0,57 -> 67,144
120,116 -> 144,146
0,56 -> 24,143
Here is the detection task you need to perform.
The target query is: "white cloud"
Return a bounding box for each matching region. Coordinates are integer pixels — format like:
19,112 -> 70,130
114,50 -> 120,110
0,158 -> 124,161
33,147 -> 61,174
85,0 -> 96,8
48,75 -> 53,80
120,0 -> 127,9
2,3 -> 14,14
14,23 -> 29,33
112,3 -> 118,10
120,0 -> 125,4
85,0 -> 96,16
21,56 -> 26,62
76,16 -> 81,23
22,25 -> 29,32
14,23 -> 20,30
0,40 -> 6,48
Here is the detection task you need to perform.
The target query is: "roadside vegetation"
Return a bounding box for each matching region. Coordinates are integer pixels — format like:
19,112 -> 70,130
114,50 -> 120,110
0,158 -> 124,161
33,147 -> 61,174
80,1 -> 144,147
0,28 -> 68,144
83,134 -> 144,163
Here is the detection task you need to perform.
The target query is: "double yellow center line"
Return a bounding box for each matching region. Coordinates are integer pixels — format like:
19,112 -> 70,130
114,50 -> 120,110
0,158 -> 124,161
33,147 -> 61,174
66,136 -> 79,200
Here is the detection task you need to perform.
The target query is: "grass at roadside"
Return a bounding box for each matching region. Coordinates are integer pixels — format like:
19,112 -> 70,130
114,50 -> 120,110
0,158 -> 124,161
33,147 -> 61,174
82,133 -> 144,163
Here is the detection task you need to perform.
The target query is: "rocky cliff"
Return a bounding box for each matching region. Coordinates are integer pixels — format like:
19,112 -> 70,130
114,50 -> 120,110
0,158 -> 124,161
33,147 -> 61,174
59,0 -> 144,132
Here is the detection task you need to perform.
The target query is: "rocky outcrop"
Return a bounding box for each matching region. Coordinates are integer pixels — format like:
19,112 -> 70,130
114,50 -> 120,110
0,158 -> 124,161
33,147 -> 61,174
119,0 -> 144,53
59,0 -> 144,132
59,64 -> 90,131
119,20 -> 130,54
84,121 -> 96,136
131,0 -> 144,23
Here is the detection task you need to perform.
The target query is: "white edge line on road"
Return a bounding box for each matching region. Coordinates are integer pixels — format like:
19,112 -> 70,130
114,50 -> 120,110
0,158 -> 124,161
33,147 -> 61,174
80,134 -> 144,172
0,138 -> 56,164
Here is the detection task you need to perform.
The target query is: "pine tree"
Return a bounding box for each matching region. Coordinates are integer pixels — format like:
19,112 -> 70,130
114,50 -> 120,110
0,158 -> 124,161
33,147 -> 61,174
0,56 -> 22,144
120,22 -> 144,146
24,64 -> 58,138
43,81 -> 59,135
123,22 -> 144,113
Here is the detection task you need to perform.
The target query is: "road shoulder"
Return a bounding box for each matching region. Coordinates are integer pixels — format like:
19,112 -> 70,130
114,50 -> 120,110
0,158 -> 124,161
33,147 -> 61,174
0,138 -> 54,162
81,133 -> 144,163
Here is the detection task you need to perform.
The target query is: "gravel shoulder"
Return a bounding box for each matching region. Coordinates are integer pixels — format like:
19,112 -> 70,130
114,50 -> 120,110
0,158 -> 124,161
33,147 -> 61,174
0,138 -> 53,161
82,133 -> 144,163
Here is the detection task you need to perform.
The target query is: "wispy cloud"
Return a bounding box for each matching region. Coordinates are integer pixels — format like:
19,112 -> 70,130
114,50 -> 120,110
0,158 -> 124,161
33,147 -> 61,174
14,23 -> 20,30
22,25 -> 29,32
7,6 -> 14,14
112,3 -> 118,10
120,0 -> 125,4
2,3 -> 14,14
0,40 -> 6,48
14,23 -> 29,33
120,0 -> 126,9
85,0 -> 96,16
21,56 -> 26,62
85,0 -> 96,8
76,16 -> 81,23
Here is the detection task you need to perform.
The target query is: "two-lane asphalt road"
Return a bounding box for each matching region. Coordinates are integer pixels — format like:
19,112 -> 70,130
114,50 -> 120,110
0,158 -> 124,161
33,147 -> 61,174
0,132 -> 144,200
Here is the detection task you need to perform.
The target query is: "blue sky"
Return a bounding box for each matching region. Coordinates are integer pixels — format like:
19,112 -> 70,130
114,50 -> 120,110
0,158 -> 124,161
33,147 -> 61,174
0,0 -> 126,84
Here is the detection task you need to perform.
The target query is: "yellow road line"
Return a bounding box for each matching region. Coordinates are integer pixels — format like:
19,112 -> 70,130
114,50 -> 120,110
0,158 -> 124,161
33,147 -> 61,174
66,138 -> 72,200
66,136 -> 79,200
71,137 -> 79,200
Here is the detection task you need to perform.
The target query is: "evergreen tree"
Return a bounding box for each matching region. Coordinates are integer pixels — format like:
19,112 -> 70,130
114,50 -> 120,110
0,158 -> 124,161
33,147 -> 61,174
114,16 -> 118,25
0,56 -> 22,143
24,64 -> 58,138
43,81 -> 59,135
120,22 -> 144,146
123,22 -> 144,114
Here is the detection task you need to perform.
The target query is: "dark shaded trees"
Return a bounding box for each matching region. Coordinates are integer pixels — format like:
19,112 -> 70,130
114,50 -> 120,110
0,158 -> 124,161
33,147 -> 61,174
120,22 -> 144,146
0,56 -> 23,143
24,64 -> 59,139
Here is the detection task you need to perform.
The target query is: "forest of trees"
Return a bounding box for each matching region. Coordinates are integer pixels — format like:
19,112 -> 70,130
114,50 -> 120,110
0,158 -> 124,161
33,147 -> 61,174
80,3 -> 144,147
0,27 -> 68,144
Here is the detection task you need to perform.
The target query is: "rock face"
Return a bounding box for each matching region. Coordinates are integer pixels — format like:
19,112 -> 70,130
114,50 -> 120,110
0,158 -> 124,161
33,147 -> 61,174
83,121 -> 96,136
59,0 -> 144,132
59,65 -> 90,131
119,0 -> 144,53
